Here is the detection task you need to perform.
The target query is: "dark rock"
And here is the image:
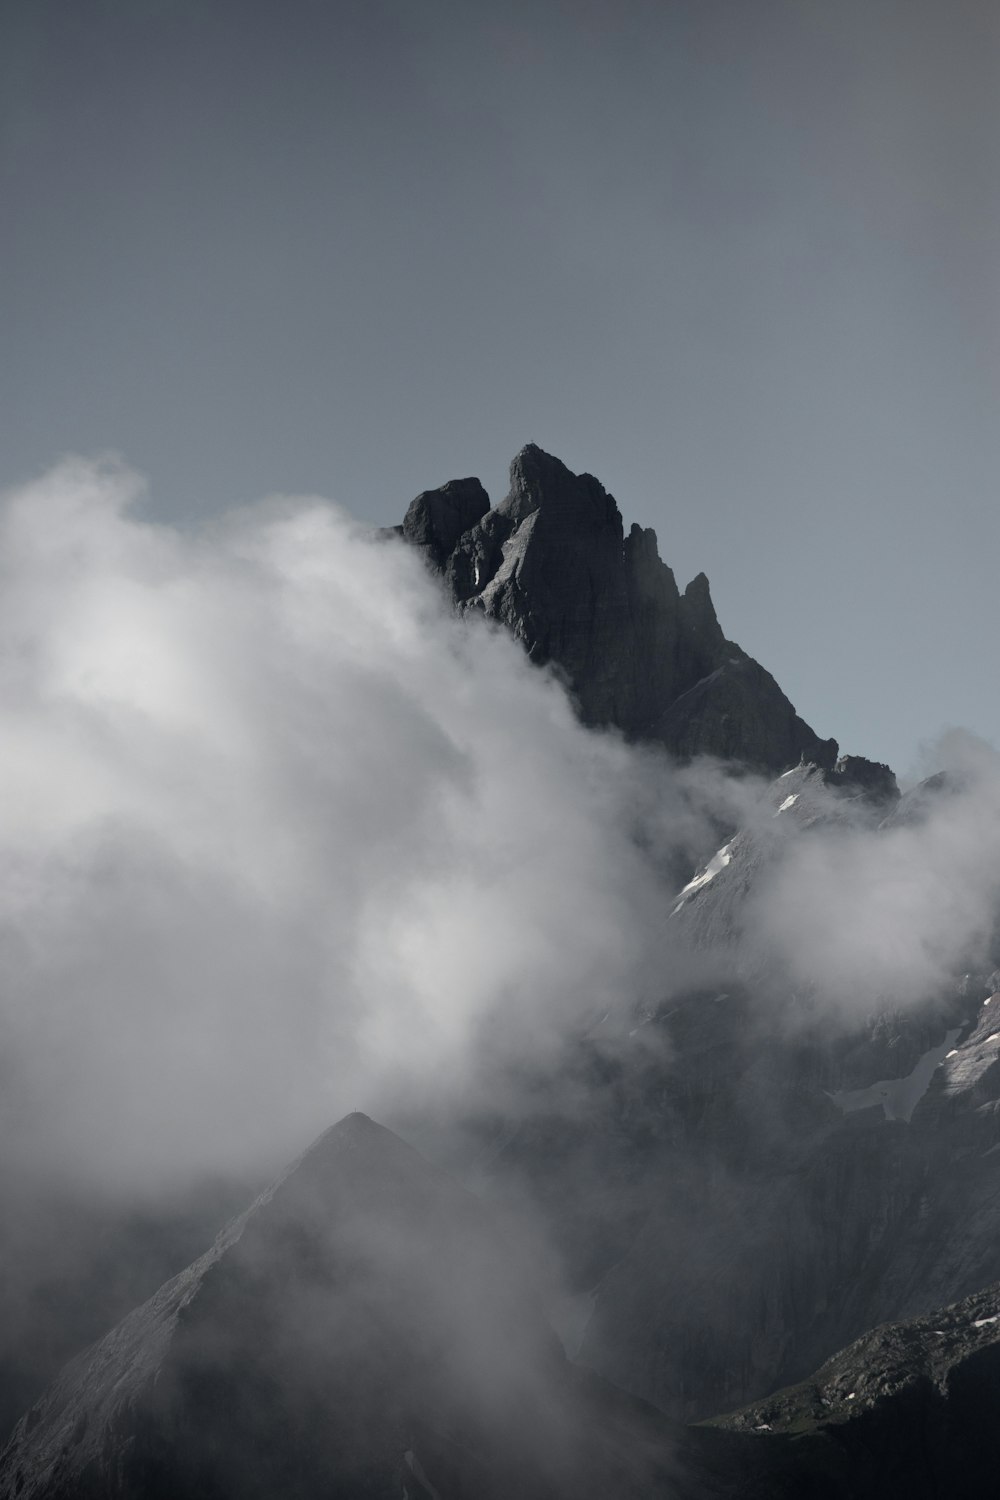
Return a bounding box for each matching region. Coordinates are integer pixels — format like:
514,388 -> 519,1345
825,754 -> 899,806
651,657 -> 838,773
469,773 -> 998,1428
707,1281 -> 1000,1499
397,445 -> 838,775
401,477 -> 490,571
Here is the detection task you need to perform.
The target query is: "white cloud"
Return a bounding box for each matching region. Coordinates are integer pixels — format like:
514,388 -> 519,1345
4,457 -> 995,1202
746,732 -> 1000,1012
0,458 -> 724,1191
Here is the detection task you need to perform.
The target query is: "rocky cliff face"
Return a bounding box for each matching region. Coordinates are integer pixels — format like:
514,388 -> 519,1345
395,445 -> 838,775
709,1279 -> 1000,1500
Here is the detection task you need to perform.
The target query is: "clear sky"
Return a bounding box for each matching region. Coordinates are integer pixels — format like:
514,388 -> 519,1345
2,0 -> 997,774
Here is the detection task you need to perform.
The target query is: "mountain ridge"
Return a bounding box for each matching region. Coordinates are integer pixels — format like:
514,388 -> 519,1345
0,1112 -> 681,1500
391,443 -> 842,776
9,1111 -> 1000,1500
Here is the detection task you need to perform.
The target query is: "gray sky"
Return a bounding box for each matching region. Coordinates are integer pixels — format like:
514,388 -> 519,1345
2,0 -> 997,773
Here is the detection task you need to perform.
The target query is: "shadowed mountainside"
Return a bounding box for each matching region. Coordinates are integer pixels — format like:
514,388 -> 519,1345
0,1114 -> 685,1500
7,1113 -> 1000,1500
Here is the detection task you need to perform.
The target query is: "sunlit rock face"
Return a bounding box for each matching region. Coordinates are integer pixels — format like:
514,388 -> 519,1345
399,444 -> 838,775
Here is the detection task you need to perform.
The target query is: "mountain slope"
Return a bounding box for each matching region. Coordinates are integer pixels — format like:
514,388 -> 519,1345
10,1111 -> 1000,1500
0,1114 -> 684,1500
468,765 -> 999,1423
707,1279 -> 1000,1499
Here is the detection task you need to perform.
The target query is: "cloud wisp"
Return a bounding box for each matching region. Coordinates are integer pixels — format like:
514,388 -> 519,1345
745,733 -> 1000,1015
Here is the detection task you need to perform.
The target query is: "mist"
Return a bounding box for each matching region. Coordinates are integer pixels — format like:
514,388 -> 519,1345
1,456 -> 997,1220
745,732 -> 1000,1015
0,456 -> 755,1197
4,455 -> 1000,1488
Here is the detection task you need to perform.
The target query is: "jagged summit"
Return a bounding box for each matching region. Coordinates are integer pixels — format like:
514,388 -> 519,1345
498,443 -> 618,528
394,445 -> 839,776
400,476 -> 490,570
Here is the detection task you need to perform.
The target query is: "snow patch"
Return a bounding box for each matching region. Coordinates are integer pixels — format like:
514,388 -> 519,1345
775,794 -> 799,815
829,1029 -> 961,1123
779,767 -> 797,778
671,842 -> 734,914
583,1012 -> 610,1040
973,1315 -> 1000,1328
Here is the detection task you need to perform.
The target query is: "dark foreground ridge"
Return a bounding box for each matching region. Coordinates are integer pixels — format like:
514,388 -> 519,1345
0,1114 -> 683,1500
391,444 -> 840,775
7,1112 -> 1000,1498
704,1280 -> 1000,1499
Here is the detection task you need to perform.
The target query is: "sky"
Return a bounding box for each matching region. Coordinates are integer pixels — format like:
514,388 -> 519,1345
2,0 -> 998,772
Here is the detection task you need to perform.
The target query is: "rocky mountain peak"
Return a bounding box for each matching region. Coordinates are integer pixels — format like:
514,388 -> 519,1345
826,754 -> 899,805
395,445 -> 840,776
401,476 -> 490,571
679,569 -> 724,645
500,443 -> 622,533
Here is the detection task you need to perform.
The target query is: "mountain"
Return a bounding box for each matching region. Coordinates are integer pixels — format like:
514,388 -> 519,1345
0,1114 -> 685,1500
389,448 -> 991,1427
454,760 -> 1000,1435
709,1278 -> 1000,1499
4,445 -> 997,1495
390,444 -> 838,775
9,1111 -> 1000,1500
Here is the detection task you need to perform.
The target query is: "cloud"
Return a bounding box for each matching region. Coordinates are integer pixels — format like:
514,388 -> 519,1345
4,455 -> 996,1208
745,732 -> 1000,1013
0,456 -> 748,1194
